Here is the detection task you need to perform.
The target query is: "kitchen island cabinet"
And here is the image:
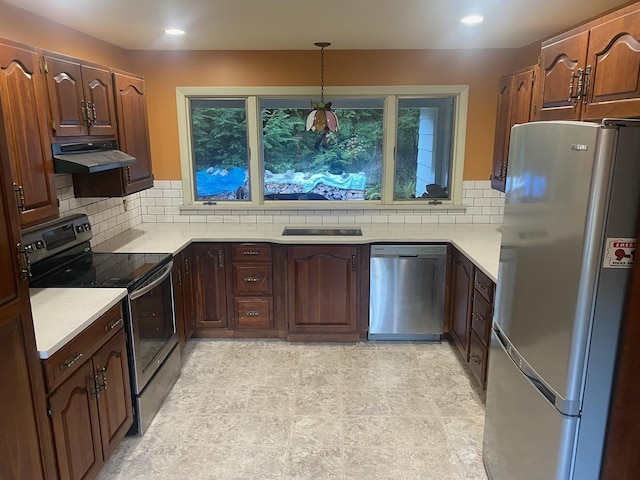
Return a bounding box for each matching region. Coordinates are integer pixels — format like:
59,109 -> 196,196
0,97 -> 57,480
535,2 -> 640,121
0,39 -> 58,228
287,245 -> 361,342
43,303 -> 132,480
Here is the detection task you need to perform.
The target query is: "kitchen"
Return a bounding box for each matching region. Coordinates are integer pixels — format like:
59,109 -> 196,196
1,0 -> 640,479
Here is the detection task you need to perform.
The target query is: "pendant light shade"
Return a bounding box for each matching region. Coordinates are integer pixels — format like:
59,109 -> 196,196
306,42 -> 339,133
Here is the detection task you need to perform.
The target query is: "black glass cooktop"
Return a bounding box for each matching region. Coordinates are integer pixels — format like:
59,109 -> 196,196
30,243 -> 172,290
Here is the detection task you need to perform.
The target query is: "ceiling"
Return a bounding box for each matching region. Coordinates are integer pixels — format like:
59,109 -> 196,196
5,0 -> 631,50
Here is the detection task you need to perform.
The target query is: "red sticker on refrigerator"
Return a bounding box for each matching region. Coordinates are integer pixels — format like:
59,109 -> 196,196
603,238 -> 636,268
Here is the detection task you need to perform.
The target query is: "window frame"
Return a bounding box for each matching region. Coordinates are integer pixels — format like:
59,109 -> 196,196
176,86 -> 468,207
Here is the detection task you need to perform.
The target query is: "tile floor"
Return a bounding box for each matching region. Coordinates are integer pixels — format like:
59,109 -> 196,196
98,339 -> 488,480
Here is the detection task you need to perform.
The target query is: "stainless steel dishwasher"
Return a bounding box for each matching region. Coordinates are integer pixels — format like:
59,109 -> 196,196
368,244 -> 447,341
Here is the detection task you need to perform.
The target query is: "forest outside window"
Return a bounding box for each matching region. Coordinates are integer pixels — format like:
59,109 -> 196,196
177,86 -> 468,205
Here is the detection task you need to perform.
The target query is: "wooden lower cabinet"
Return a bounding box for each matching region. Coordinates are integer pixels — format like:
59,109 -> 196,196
43,304 -> 132,480
449,248 -> 474,359
172,249 -> 196,353
448,248 -> 495,390
287,245 -> 360,341
192,243 -> 228,329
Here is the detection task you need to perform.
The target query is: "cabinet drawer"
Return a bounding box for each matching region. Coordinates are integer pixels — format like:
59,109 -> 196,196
469,330 -> 488,388
474,269 -> 494,303
231,243 -> 272,262
471,293 -> 493,347
43,303 -> 124,392
233,263 -> 272,295
234,297 -> 273,329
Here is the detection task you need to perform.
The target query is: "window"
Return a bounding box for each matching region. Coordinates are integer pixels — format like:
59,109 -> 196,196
395,97 -> 455,200
261,98 -> 383,201
177,86 -> 468,206
189,98 -> 250,201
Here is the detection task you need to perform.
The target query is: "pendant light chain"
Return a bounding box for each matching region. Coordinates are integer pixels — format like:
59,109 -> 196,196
320,44 -> 325,103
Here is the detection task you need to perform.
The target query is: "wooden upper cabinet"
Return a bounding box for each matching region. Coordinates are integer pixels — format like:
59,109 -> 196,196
0,40 -> 58,227
0,94 -> 56,479
491,66 -> 536,192
582,7 -> 640,119
536,2 -> 640,121
491,75 -> 513,191
112,70 -> 154,194
536,30 -> 589,121
43,52 -> 117,138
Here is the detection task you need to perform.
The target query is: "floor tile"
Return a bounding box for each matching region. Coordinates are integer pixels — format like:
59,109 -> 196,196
99,339 -> 488,480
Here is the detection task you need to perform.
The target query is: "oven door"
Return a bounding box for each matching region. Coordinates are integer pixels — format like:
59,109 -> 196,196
127,260 -> 178,394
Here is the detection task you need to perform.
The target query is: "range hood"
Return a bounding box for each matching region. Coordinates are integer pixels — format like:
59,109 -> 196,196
52,140 -> 136,174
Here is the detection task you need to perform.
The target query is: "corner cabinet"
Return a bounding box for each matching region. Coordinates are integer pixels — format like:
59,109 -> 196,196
43,303 -> 132,480
287,245 -> 360,341
0,101 -> 57,480
491,66 -> 536,192
0,40 -> 58,228
43,52 -> 117,138
449,248 -> 474,359
71,70 -> 154,197
535,2 -> 640,121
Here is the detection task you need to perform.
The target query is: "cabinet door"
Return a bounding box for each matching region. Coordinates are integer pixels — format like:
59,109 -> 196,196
193,244 -> 228,329
490,75 -> 513,192
536,30 -> 589,121
49,360 -> 104,480
43,54 -> 87,137
449,249 -> 474,359
582,8 -> 640,119
172,251 -> 187,350
287,245 -> 358,334
93,329 -> 132,460
183,250 -> 196,340
0,129 -> 55,479
81,64 -> 117,136
0,42 -> 58,227
112,70 -> 154,194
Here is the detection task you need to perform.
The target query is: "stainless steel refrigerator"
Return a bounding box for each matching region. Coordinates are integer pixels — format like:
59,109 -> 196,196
483,119 -> 640,480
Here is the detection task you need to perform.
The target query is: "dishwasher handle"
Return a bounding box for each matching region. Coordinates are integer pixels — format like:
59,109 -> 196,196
370,244 -> 447,258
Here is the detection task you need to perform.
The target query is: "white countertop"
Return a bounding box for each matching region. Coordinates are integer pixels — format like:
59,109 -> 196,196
30,288 -> 127,359
31,222 -> 501,359
95,222 -> 502,281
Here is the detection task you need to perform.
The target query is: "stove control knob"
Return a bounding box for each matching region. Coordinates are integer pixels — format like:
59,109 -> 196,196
83,223 -> 91,231
35,240 -> 45,249
25,243 -> 34,253
75,225 -> 85,233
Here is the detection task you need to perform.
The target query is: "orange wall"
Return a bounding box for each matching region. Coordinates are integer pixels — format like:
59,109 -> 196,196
130,48 -> 528,180
1,0 -> 540,182
0,2 -> 131,69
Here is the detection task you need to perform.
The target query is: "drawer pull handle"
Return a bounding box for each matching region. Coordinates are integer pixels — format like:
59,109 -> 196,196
243,277 -> 261,283
475,281 -> 487,290
60,352 -> 83,370
470,353 -> 482,365
243,251 -> 260,255
105,318 -> 123,331
472,313 -> 484,323
245,311 -> 263,317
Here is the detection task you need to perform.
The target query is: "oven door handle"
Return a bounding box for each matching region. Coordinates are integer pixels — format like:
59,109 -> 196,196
129,260 -> 173,301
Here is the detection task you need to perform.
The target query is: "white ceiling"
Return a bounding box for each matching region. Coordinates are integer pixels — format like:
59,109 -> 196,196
5,0 -> 630,50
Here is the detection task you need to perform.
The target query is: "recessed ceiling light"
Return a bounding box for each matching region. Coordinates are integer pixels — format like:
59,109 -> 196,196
165,28 -> 186,35
460,15 -> 484,25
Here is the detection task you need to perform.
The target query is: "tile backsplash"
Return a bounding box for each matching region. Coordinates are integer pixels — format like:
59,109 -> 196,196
57,176 -> 503,244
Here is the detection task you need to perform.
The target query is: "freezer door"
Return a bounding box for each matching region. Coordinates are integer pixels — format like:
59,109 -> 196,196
495,121 -> 616,403
483,331 -> 578,480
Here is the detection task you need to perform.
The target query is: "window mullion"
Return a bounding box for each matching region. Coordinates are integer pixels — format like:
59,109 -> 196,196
382,95 -> 397,203
246,96 -> 262,205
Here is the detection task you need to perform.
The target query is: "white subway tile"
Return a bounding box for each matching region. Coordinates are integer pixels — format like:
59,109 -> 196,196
473,197 -> 492,207
438,215 -> 456,224
482,206 -> 501,215
490,215 -> 504,224
475,180 -> 491,190
154,180 -> 172,189
147,206 -> 165,215
465,189 -> 484,198
472,215 -> 491,223
455,216 -> 473,224
405,215 -> 422,224
422,215 -> 439,224
272,215 -> 290,223
355,215 -> 372,223
463,180 -> 476,189
223,215 -> 240,223
240,215 -> 258,223
190,215 -> 207,223
171,198 -> 184,206
388,215 -> 406,224
256,215 -> 274,223
142,215 -> 157,223
465,207 -> 483,215
338,215 -> 356,224
305,216 -> 323,224
163,189 -> 181,198
491,197 -> 505,207
371,215 -> 389,224
170,180 -> 182,189
146,189 -> 163,198
482,189 -> 500,198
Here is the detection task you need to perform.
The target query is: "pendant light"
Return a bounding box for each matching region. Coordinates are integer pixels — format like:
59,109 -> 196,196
306,42 -> 339,133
